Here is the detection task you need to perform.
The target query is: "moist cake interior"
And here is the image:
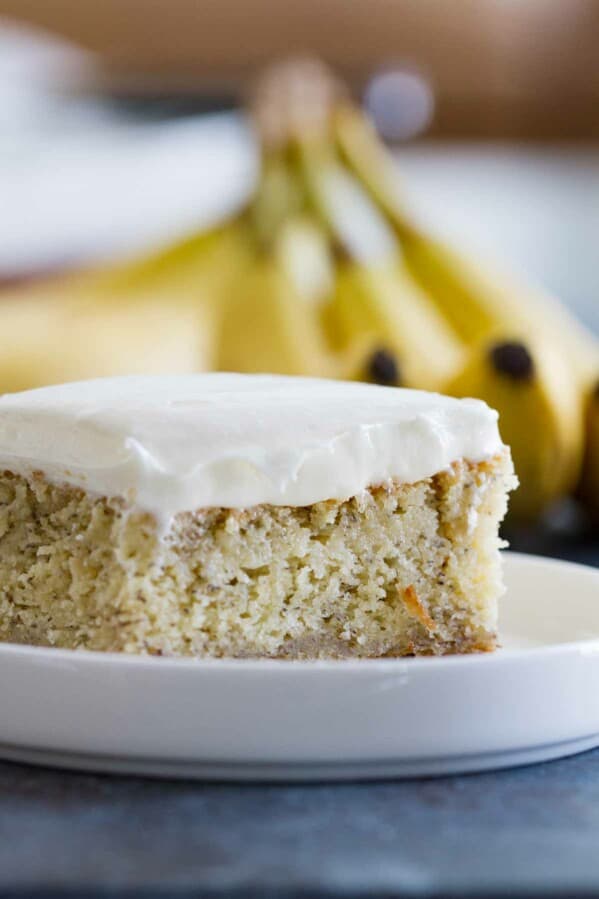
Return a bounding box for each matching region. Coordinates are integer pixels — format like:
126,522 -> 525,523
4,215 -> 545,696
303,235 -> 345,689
0,453 -> 514,658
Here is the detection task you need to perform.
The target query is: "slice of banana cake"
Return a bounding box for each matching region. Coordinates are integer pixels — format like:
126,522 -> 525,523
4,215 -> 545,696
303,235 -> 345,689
0,374 -> 516,658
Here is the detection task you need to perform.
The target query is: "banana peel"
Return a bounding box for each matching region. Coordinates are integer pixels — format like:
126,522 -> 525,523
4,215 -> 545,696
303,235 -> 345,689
577,379 -> 599,521
335,102 -> 599,389
0,224 -> 251,392
296,128 -> 464,390
216,216 -> 338,378
324,260 -> 464,390
216,254 -> 337,377
402,238 -> 599,389
446,336 -> 584,520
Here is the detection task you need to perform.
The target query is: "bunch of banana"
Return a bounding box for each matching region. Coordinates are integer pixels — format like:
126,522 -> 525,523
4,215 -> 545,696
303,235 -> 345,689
232,59 -> 599,520
334,104 -> 599,387
330,98 -> 599,519
1,57 -> 598,522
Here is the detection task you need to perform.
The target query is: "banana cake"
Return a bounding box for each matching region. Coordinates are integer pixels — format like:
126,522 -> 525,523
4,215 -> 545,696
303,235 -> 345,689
0,374 -> 516,658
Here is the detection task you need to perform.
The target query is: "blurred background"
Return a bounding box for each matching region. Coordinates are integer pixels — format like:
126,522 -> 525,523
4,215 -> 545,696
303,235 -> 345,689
0,1 -> 598,550
1,1 -> 598,287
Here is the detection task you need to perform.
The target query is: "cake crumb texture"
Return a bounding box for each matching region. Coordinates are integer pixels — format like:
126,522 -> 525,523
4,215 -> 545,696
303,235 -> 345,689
0,452 -> 515,658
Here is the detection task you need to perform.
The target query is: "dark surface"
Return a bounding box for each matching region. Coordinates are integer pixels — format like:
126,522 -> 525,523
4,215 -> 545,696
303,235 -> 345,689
0,530 -> 596,899
506,510 -> 599,568
1,743 -> 599,899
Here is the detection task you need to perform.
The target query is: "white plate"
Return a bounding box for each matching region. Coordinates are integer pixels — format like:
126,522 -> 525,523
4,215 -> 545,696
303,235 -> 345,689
1,551 -> 598,780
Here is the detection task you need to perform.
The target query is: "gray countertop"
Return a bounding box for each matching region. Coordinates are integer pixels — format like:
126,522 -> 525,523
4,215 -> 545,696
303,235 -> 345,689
2,743 -> 599,898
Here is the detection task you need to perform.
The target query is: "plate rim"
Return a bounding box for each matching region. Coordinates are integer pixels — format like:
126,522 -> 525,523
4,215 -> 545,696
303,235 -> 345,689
2,733 -> 599,781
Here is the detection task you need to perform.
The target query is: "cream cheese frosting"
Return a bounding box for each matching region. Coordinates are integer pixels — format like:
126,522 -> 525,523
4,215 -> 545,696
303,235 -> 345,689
0,374 -> 504,526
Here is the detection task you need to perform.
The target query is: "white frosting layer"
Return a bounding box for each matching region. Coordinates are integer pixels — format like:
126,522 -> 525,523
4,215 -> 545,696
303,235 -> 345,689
0,374 -> 504,526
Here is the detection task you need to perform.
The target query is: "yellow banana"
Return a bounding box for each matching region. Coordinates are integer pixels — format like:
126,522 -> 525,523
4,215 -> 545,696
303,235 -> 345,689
335,103 -> 599,388
216,260 -> 332,377
249,152 -> 305,248
0,224 -> 250,392
325,261 -> 463,390
577,379 -> 599,521
0,286 -> 208,393
402,241 -> 599,389
296,136 -> 464,389
446,336 -> 584,520
334,104 -> 411,236
216,217 -> 338,377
